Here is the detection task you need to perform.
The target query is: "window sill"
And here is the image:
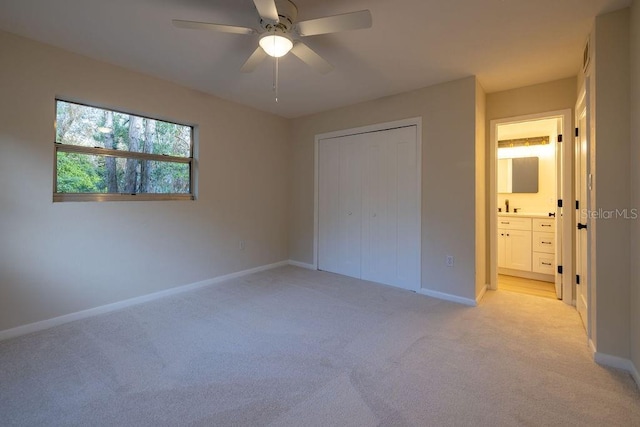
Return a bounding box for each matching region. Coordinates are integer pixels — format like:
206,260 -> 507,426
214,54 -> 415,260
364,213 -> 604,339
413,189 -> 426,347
53,193 -> 194,203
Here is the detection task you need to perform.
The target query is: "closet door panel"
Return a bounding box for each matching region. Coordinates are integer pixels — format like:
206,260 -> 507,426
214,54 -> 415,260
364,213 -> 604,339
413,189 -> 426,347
361,140 -> 381,283
394,128 -> 420,289
318,139 -> 341,274
337,137 -> 363,279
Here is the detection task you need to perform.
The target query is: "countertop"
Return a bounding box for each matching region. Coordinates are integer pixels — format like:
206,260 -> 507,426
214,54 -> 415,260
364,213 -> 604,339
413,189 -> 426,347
498,212 -> 554,219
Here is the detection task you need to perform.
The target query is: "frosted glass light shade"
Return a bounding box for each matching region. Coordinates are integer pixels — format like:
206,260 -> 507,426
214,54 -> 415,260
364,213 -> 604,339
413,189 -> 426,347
259,34 -> 293,58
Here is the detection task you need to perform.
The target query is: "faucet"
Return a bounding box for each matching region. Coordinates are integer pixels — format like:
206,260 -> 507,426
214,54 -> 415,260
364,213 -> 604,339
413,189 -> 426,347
505,199 -> 509,213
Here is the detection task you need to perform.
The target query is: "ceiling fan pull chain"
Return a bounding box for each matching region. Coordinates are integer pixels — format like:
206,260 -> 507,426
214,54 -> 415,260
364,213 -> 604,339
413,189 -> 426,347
273,58 -> 280,102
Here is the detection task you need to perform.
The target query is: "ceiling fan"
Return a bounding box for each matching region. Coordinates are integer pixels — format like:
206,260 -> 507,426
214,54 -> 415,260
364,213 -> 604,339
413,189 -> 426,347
172,0 -> 373,74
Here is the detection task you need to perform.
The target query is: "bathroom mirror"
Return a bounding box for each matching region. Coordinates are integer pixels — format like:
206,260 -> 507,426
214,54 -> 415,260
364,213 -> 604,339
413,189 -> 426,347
498,157 -> 539,193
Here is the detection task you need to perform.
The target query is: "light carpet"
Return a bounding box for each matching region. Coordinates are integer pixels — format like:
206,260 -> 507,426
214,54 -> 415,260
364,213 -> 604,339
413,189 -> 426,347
0,266 -> 638,426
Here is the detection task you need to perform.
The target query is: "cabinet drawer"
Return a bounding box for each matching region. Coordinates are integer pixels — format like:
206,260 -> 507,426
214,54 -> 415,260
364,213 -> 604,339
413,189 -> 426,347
533,232 -> 555,254
498,217 -> 531,231
532,252 -> 555,275
533,218 -> 555,232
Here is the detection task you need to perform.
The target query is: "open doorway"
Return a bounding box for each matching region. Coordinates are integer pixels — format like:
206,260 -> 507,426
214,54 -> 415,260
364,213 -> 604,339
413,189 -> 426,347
489,110 -> 573,305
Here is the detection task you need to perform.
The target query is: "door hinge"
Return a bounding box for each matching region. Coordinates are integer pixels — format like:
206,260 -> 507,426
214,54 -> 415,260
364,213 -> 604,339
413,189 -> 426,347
576,200 -> 580,210
576,274 -> 581,285
575,128 -> 579,137
578,223 -> 588,230
557,199 -> 563,208
558,134 -> 563,143
558,265 -> 563,274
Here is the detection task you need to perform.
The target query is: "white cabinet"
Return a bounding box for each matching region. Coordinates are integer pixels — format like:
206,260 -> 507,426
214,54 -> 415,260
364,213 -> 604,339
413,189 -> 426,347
498,215 -> 555,277
532,218 -> 555,274
498,218 -> 532,271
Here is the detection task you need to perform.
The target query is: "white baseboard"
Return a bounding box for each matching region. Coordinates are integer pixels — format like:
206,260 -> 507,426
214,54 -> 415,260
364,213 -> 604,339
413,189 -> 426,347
288,260 -> 316,270
632,361 -> 640,389
476,285 -> 488,304
594,351 -> 640,388
417,288 -> 477,307
0,260 -> 289,342
594,352 -> 632,371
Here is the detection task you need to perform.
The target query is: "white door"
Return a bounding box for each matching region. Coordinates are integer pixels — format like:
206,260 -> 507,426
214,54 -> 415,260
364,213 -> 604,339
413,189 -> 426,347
575,87 -> 589,331
318,126 -> 420,291
318,139 -> 341,275
361,127 -> 419,290
337,137 -> 363,279
318,135 -> 363,279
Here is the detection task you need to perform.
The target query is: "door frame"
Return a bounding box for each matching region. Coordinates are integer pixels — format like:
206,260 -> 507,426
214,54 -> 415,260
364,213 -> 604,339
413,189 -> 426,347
489,109 -> 574,304
313,117 -> 423,285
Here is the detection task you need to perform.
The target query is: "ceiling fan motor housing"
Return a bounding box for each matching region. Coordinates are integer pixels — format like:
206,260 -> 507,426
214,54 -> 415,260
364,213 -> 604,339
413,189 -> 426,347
261,0 -> 298,32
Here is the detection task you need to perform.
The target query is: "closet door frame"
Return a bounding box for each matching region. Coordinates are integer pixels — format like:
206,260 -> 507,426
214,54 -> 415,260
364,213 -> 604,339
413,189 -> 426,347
313,117 -> 423,290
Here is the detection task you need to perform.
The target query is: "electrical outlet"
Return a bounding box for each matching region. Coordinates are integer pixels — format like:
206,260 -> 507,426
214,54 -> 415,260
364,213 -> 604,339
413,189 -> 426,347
239,240 -> 245,251
446,256 -> 454,267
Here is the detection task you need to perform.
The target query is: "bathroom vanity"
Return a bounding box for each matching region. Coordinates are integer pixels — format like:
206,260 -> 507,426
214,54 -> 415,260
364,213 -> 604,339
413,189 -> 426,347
497,214 -> 555,281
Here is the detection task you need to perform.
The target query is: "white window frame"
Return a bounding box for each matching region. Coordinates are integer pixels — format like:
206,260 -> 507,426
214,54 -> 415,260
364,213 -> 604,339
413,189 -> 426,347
53,99 -> 195,202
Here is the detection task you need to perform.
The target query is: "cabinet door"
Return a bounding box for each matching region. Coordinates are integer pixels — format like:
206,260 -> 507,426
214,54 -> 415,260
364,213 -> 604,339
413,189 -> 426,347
497,231 -> 507,268
506,229 -> 532,271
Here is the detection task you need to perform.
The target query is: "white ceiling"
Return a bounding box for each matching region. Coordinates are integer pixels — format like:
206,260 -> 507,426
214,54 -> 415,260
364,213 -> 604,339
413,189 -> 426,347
0,0 -> 631,118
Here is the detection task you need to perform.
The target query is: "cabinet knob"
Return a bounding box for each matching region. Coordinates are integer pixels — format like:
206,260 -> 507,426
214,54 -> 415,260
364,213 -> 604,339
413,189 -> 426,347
348,212 -> 352,216
372,213 -> 377,217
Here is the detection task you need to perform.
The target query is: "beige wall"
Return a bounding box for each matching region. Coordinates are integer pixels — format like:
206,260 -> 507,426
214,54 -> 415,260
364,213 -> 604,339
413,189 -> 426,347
0,31 -> 289,332
289,77 -> 481,300
629,0 -> 640,374
486,77 -> 577,122
591,9 -> 631,359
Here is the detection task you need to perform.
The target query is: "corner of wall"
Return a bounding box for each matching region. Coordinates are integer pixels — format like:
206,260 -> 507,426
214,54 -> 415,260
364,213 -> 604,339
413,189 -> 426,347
475,79 -> 488,299
629,0 -> 640,381
592,5 -> 632,359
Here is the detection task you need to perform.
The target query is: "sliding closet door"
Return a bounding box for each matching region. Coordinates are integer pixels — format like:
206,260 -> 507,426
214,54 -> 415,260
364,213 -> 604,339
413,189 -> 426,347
318,126 -> 419,291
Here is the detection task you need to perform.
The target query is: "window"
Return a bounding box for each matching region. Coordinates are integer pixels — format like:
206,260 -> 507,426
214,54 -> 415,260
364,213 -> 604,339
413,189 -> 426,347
54,100 -> 194,202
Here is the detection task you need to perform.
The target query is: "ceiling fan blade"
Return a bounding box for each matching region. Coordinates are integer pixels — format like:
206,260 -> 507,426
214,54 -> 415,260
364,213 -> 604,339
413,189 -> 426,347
172,20 -> 256,35
296,10 -> 372,36
241,47 -> 268,73
290,42 -> 333,74
253,0 -> 279,24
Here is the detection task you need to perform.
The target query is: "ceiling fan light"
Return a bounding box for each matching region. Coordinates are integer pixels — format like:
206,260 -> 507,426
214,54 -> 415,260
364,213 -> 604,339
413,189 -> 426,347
259,34 -> 293,57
